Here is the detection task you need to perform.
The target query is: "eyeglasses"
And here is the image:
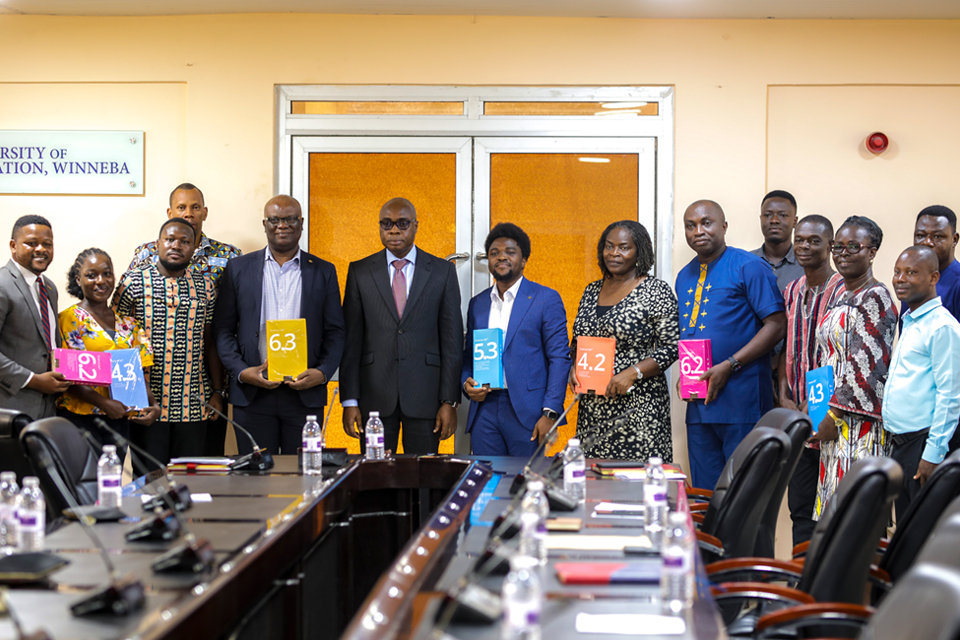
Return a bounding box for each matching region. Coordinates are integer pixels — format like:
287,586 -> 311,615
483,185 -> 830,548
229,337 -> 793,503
829,241 -> 874,255
265,215 -> 301,227
379,218 -> 414,231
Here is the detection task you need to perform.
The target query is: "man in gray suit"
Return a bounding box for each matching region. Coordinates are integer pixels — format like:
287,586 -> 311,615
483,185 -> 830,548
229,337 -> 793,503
340,198 -> 463,454
0,215 -> 70,419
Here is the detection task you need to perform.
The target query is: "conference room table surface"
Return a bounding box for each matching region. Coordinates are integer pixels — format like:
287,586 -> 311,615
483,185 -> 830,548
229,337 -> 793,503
0,455 -> 726,640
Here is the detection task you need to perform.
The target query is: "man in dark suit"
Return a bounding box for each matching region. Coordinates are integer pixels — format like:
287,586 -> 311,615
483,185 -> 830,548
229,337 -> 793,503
462,223 -> 571,456
340,197 -> 463,454
0,215 -> 69,419
213,195 -> 344,455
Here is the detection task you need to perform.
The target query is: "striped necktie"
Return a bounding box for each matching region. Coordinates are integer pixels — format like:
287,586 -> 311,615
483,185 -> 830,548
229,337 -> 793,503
36,278 -> 53,350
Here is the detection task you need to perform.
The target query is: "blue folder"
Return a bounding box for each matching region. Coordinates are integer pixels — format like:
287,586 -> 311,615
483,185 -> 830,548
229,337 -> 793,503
109,348 -> 149,410
806,365 -> 835,433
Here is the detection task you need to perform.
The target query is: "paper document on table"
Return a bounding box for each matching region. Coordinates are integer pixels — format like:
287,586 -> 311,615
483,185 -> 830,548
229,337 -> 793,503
575,613 -> 685,635
613,468 -> 687,481
546,535 -> 651,551
593,502 -> 644,515
169,457 -> 234,465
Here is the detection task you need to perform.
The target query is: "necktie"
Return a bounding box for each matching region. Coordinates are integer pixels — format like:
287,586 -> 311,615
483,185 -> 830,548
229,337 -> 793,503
36,278 -> 53,350
392,259 -> 409,319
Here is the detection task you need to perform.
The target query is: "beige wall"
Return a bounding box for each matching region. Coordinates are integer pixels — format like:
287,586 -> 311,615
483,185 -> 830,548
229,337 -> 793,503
2,14 -> 960,494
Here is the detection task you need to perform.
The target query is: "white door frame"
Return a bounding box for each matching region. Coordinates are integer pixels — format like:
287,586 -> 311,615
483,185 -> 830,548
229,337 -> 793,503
276,85 -> 675,279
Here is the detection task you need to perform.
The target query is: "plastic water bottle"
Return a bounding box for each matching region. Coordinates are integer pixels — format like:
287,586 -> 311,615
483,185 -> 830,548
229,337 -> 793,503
365,411 -> 385,460
97,444 -> 123,508
18,477 -> 45,552
0,472 -> 21,554
562,438 -> 586,505
661,511 -> 695,614
302,414 -> 323,475
644,456 -> 669,545
519,479 -> 549,565
501,554 -> 542,640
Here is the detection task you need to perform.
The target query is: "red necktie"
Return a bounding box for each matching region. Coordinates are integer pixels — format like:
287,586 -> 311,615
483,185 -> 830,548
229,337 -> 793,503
392,259 -> 409,319
36,278 -> 53,350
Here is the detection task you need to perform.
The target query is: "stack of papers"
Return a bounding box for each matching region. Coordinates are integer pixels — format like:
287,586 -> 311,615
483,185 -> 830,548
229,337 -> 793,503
592,502 -> 645,519
575,613 -> 685,635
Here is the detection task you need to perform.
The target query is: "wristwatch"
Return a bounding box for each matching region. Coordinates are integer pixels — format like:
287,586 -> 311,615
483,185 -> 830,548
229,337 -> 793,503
827,409 -> 845,428
726,356 -> 743,373
542,408 -> 560,421
442,399 -> 461,410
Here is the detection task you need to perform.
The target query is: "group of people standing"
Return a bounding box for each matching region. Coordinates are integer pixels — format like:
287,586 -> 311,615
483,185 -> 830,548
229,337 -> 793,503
2,184 -> 957,541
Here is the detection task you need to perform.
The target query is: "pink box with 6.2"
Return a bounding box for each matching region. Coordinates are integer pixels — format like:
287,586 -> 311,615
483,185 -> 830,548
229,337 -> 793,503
679,339 -> 712,401
51,349 -> 113,386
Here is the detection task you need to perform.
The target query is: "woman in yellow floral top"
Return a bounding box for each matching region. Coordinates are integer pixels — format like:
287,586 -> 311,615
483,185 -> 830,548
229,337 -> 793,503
58,248 -> 160,462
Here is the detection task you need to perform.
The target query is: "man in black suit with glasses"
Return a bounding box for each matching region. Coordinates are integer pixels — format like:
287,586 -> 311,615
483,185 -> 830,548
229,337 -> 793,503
340,197 -> 462,454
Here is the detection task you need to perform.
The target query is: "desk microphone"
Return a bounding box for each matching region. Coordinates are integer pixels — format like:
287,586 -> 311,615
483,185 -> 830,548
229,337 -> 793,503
544,405 -> 641,480
92,419 -> 191,513
0,589 -> 52,640
205,402 -> 275,472
32,448 -> 146,617
91,422 -> 214,574
318,388 -> 347,468
510,394 -> 581,492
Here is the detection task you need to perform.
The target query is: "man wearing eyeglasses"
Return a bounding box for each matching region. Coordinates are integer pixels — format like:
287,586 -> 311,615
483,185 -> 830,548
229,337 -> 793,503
340,197 -> 463,455
212,195 -> 344,455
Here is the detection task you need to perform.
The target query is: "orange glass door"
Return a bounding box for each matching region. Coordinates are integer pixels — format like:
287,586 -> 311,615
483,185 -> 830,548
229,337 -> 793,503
297,137 -> 472,454
473,138 -> 656,454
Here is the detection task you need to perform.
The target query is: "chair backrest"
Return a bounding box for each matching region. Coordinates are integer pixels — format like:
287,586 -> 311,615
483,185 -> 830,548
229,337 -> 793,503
700,426 -> 792,559
752,408 -> 813,557
879,448 -> 960,581
860,563 -> 960,640
19,417 -> 99,515
914,494 -> 960,569
798,456 -> 902,603
0,408 -> 35,481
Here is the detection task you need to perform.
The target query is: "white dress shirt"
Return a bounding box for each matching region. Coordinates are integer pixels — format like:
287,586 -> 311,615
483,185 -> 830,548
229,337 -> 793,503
487,277 -> 524,389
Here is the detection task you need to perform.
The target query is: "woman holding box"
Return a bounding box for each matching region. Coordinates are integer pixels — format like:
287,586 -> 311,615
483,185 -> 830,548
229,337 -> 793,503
809,216 -> 897,519
569,221 -> 679,462
57,248 -> 160,461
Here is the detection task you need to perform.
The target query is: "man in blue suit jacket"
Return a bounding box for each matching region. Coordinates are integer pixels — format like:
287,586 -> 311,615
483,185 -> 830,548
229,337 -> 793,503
213,195 -> 344,455
462,223 -> 571,456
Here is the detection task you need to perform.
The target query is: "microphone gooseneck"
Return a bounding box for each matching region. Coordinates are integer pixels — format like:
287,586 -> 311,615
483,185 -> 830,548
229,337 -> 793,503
204,402 -> 275,471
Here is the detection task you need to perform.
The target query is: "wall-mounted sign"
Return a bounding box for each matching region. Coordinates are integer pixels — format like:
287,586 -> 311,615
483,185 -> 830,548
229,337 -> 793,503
0,130 -> 144,195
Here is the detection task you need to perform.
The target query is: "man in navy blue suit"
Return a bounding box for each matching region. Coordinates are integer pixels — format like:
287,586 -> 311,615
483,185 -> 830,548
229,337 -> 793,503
462,223 -> 571,456
213,195 -> 344,455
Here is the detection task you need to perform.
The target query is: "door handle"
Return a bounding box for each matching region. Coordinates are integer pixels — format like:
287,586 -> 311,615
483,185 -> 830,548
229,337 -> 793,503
475,252 -> 487,261
445,252 -> 470,263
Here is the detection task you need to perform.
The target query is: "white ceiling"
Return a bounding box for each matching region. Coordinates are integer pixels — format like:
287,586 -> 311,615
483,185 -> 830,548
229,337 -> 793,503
2,0 -> 960,19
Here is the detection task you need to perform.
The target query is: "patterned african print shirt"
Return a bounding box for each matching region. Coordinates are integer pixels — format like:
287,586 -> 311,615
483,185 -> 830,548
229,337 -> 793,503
113,264 -> 215,422
675,247 -> 785,424
57,304 -> 155,416
128,233 -> 241,286
783,272 -> 845,405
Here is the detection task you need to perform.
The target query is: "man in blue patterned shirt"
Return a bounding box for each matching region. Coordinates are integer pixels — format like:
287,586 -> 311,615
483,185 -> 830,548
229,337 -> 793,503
128,183 -> 241,286
128,183 -> 241,455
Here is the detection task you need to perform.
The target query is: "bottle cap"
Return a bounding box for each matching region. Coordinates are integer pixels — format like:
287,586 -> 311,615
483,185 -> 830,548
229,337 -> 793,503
306,415 -> 318,422
103,444 -> 116,454
24,477 -> 39,487
668,512 -> 687,525
648,457 -> 663,465
0,472 -> 15,482
568,438 -> 580,446
369,411 -> 380,417
526,480 -> 544,492
509,553 -> 540,571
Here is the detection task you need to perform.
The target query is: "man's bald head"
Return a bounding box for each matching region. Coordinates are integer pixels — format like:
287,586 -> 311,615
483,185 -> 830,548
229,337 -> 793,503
380,197 -> 417,219
893,244 -> 941,311
265,195 -> 302,217
683,199 -> 728,261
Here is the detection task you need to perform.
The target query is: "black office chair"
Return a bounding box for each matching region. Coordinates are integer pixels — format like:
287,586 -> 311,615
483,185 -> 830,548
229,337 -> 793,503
0,408 -> 35,481
19,417 -> 99,516
913,494 -> 960,569
869,448 -> 960,601
692,426 -> 793,564
708,457 -> 902,636
751,408 -> 813,557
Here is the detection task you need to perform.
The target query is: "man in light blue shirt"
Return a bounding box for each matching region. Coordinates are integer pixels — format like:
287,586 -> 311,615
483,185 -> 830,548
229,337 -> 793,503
883,245 -> 960,518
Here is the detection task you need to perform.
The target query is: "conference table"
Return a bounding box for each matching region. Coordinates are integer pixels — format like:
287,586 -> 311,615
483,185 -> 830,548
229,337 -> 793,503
0,455 -> 726,640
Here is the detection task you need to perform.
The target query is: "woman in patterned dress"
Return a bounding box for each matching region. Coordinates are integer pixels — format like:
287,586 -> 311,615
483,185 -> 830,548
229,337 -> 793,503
569,221 -> 679,461
810,216 -> 898,519
58,248 -> 160,461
